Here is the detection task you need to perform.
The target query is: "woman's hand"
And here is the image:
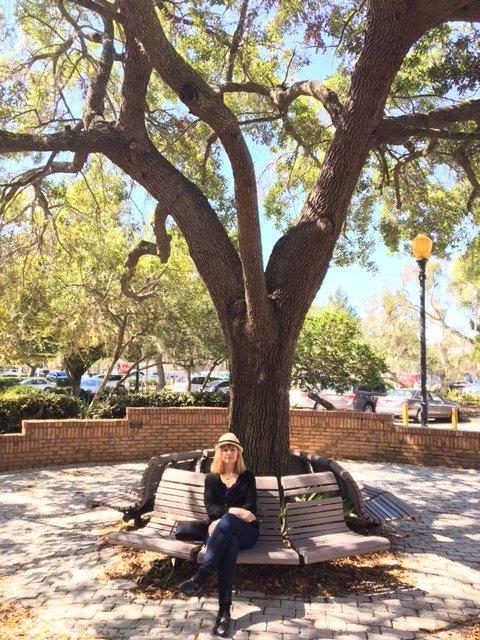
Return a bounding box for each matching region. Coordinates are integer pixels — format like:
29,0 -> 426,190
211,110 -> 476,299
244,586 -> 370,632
208,519 -> 220,535
228,507 -> 256,522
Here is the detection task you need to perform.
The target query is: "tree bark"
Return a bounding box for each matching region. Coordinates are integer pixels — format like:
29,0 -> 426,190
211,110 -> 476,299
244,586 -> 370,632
227,334 -> 294,476
155,352 -> 166,390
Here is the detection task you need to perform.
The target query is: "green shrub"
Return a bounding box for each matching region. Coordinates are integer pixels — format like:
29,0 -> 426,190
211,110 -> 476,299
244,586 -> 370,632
0,376 -> 27,392
1,385 -> 41,399
0,392 -> 84,434
445,389 -> 480,405
90,390 -> 229,419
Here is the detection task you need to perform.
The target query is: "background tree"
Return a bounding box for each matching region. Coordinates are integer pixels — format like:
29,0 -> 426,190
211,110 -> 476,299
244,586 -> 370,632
450,240 -> 480,362
293,306 -> 387,394
2,0 -> 480,472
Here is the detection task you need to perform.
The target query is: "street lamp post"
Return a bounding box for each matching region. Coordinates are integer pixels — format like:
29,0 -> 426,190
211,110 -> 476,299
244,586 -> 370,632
411,234 -> 433,427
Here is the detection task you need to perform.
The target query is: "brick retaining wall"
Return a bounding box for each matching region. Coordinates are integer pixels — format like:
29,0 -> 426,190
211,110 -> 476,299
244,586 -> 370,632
0,407 -> 478,471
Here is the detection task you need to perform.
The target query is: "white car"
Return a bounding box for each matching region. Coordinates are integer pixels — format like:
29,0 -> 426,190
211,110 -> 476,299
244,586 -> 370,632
289,388 -> 324,410
19,377 -> 57,391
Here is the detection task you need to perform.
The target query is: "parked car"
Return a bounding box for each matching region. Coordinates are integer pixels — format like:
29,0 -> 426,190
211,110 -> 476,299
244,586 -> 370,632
318,385 -> 386,412
462,382 -> 480,396
376,388 -> 460,422
171,374 -> 219,392
92,373 -> 125,389
2,368 -> 24,377
19,377 -> 57,391
289,384 -> 385,411
204,379 -> 230,394
80,376 -> 101,398
46,370 -> 69,382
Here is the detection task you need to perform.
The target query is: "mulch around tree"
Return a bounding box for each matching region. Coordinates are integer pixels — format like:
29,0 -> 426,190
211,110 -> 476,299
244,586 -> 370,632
99,545 -> 415,600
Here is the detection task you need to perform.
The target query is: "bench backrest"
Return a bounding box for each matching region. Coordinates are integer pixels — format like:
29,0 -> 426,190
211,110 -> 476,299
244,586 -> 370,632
280,471 -> 348,543
299,452 -> 364,512
150,469 -> 283,543
169,449 -> 204,470
139,453 -> 177,503
150,467 -> 208,538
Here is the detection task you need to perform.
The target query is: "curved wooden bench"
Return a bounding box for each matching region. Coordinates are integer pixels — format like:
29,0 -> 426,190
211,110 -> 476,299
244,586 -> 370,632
107,467 -> 394,566
280,472 -> 390,564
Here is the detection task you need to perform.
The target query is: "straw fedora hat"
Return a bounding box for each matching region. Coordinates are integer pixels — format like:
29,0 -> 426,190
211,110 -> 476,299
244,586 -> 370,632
214,432 -> 243,453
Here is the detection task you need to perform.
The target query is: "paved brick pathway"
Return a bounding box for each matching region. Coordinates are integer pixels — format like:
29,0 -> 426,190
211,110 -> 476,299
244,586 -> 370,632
1,460 -> 479,639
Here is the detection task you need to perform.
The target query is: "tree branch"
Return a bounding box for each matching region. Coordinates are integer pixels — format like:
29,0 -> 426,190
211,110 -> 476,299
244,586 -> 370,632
120,239 -> 166,301
226,0 -> 249,82
455,143 -> 480,209
377,99 -> 480,144
152,203 -> 171,262
102,132 -> 245,324
265,2 -> 433,330
0,127 -> 111,154
67,0 -> 125,23
83,0 -> 115,127
221,80 -> 344,127
393,140 -> 437,208
120,0 -> 273,336
447,0 -> 480,22
117,16 -> 152,137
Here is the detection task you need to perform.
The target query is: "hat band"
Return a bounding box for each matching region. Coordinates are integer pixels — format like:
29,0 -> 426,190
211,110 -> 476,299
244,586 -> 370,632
218,440 -> 241,447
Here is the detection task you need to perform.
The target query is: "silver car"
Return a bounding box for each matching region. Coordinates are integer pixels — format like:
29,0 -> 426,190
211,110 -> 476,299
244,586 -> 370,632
19,377 -> 57,391
376,388 -> 460,422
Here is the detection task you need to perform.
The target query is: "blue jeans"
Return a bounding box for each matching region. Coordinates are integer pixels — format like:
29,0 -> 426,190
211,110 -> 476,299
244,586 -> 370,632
200,513 -> 259,605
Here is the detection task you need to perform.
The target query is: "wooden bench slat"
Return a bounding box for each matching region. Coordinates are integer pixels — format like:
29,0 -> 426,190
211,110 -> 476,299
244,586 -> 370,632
285,496 -> 342,511
158,485 -> 205,498
281,472 -> 390,564
283,484 -> 339,497
156,494 -> 206,507
161,468 -> 206,484
288,522 -> 348,539
281,471 -> 336,489
286,510 -> 344,526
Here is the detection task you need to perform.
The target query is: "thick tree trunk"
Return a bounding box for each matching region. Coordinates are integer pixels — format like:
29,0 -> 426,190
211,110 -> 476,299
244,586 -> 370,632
227,332 -> 295,476
69,370 -> 83,397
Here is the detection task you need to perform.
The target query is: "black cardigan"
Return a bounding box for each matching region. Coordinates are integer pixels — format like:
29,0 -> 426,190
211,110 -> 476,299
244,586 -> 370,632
204,470 -> 258,525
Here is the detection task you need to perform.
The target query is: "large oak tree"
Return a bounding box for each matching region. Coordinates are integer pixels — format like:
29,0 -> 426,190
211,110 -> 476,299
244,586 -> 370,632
1,0 -> 480,473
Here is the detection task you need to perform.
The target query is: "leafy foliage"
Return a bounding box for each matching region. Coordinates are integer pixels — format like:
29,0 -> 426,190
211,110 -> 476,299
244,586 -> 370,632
0,392 -> 84,434
89,390 -> 229,419
0,376 -> 27,392
293,306 -> 388,393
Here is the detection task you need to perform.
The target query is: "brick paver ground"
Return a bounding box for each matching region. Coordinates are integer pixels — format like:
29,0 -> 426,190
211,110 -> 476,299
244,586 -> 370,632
1,459 -> 479,639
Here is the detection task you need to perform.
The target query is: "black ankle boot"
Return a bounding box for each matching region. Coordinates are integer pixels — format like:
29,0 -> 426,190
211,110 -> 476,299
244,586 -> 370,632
212,604 -> 231,637
179,569 -> 209,596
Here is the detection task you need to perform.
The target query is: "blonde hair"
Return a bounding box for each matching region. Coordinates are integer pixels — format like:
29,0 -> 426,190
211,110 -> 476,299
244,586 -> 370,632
210,447 -> 247,475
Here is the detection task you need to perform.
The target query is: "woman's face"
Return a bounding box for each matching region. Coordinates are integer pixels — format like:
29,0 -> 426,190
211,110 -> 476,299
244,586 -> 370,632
220,444 -> 238,467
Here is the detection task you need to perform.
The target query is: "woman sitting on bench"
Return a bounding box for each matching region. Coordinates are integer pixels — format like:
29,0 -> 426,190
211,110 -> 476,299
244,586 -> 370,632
179,432 -> 259,637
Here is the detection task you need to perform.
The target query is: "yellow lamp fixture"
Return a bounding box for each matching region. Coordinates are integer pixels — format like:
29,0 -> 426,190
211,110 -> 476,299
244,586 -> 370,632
411,234 -> 433,260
